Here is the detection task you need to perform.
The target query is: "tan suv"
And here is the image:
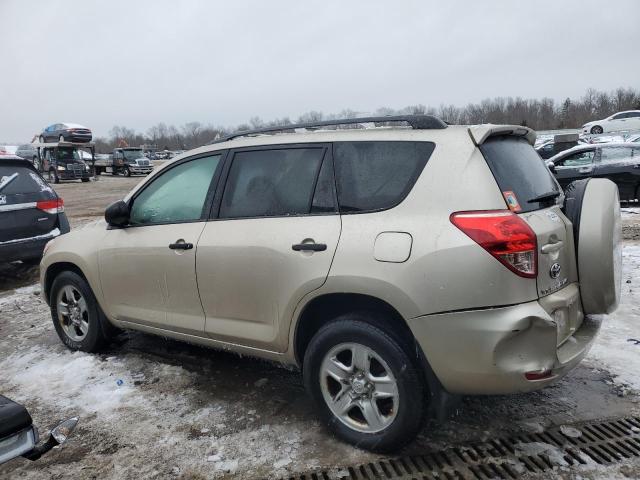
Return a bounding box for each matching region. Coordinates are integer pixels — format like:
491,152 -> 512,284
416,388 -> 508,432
40,116 -> 621,451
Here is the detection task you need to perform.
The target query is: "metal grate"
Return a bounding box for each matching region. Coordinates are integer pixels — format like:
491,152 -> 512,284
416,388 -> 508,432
268,417 -> 640,480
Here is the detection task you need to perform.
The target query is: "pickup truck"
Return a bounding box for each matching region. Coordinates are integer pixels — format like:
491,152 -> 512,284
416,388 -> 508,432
94,148 -> 153,177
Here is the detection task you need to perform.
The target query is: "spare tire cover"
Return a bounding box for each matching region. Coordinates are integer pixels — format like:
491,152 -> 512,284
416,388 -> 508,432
563,178 -> 621,314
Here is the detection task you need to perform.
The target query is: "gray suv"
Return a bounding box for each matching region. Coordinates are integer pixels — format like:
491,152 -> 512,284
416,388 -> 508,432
40,116 -> 621,451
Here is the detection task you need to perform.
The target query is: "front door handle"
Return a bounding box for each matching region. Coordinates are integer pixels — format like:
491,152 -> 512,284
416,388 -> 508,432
578,166 -> 593,174
169,240 -> 193,250
292,242 -> 327,252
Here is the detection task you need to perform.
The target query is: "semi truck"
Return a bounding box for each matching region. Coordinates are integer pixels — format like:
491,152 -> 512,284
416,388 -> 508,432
93,148 -> 153,176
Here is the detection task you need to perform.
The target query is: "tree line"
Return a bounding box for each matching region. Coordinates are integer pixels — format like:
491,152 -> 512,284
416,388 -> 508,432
95,87 -> 640,153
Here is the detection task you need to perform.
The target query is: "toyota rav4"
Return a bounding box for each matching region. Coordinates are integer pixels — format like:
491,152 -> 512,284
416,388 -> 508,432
40,116 -> 621,451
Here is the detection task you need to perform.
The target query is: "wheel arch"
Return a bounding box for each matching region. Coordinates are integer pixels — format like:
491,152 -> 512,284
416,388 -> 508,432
44,261 -> 90,305
293,292 -> 454,418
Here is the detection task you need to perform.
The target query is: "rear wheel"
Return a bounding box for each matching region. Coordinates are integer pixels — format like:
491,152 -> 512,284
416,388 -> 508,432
50,271 -> 115,352
59,135 -> 65,142
590,125 -> 603,135
39,135 -> 44,143
303,317 -> 426,452
48,168 -> 59,184
81,178 -> 90,183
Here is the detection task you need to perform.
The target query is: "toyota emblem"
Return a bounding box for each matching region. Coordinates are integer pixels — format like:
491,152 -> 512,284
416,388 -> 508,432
550,263 -> 561,279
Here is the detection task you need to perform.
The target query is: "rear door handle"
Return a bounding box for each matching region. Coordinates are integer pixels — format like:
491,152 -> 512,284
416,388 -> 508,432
292,243 -> 327,252
169,240 -> 193,250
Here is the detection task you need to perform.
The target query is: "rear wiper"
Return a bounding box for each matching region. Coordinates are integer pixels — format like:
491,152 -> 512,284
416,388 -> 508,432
0,173 -> 18,192
527,191 -> 561,204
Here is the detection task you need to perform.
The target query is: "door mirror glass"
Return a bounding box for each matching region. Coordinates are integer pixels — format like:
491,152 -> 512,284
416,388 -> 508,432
105,200 -> 130,227
50,417 -> 79,446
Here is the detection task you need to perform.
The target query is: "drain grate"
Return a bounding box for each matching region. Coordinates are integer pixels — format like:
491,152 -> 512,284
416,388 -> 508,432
269,417 -> 640,479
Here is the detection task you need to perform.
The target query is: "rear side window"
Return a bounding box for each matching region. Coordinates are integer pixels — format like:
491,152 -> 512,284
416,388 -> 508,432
333,141 -> 434,212
0,165 -> 52,196
220,148 -> 325,218
480,137 -> 561,213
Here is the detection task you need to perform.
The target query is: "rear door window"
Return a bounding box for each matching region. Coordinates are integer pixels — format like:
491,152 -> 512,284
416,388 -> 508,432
480,136 -> 561,213
600,146 -> 634,164
219,147 -> 326,218
556,150 -> 595,167
332,141 -> 434,213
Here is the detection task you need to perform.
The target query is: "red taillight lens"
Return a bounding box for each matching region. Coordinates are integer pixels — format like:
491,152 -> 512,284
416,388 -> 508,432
36,198 -> 64,214
450,210 -> 537,278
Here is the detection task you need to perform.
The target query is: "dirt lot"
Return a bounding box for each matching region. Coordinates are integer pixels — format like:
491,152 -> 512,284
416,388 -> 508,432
1,178 -> 640,479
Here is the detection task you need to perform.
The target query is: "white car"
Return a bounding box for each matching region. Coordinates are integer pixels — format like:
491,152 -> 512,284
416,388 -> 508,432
581,110 -> 640,135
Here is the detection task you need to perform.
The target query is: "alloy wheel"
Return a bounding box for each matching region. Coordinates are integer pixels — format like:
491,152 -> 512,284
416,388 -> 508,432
56,285 -> 90,342
319,342 -> 399,433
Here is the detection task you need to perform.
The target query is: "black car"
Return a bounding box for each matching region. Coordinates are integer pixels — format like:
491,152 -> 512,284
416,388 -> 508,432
548,143 -> 640,201
0,155 -> 70,264
0,395 -> 78,464
38,123 -> 92,143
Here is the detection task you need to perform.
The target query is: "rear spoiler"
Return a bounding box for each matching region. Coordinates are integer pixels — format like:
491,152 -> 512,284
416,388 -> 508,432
468,124 -> 536,146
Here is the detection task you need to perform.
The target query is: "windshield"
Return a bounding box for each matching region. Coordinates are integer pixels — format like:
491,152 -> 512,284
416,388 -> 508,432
123,150 -> 144,160
57,147 -> 82,162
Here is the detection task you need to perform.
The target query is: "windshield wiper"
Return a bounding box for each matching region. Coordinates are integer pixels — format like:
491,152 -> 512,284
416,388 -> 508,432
527,191 -> 561,204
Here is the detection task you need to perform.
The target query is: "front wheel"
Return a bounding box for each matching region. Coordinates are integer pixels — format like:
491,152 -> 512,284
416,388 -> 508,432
590,125 -> 603,135
59,134 -> 65,142
50,271 -> 114,352
303,317 -> 426,452
123,166 -> 131,177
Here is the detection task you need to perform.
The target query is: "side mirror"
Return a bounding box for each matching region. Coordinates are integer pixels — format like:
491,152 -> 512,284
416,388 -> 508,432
546,161 -> 556,173
105,200 -> 130,227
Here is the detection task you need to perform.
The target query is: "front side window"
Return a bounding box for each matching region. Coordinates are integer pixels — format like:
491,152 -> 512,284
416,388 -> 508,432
333,141 -> 434,213
220,148 -> 325,218
129,154 -> 221,225
556,150 -> 595,167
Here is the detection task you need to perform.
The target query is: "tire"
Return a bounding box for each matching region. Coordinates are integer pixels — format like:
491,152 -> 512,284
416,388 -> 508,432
303,316 -> 426,452
32,156 -> 39,170
81,178 -> 90,183
39,135 -> 44,143
123,167 -> 131,177
59,135 -> 65,142
563,178 -> 621,314
48,168 -> 59,184
590,125 -> 603,135
50,271 -> 115,352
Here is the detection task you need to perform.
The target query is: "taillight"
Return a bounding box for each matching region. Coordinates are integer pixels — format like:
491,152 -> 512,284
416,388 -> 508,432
450,210 -> 537,278
36,198 -> 65,214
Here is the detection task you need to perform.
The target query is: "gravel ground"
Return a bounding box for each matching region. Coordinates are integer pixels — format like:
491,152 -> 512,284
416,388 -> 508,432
1,178 -> 640,479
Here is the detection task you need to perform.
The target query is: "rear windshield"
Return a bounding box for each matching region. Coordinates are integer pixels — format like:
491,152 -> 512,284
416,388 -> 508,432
0,165 -> 52,196
333,141 -> 434,212
480,136 -> 561,213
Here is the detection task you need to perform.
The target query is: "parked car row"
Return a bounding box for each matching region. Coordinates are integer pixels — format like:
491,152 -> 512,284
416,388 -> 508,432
547,143 -> 640,201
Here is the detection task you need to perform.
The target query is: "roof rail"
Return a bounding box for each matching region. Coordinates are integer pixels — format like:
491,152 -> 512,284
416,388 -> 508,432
209,115 -> 447,144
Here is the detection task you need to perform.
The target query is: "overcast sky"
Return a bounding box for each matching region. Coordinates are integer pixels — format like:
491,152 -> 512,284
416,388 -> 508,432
1,0 -> 638,142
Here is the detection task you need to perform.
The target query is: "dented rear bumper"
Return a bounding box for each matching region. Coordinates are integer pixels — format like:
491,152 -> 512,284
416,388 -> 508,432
408,283 -> 600,395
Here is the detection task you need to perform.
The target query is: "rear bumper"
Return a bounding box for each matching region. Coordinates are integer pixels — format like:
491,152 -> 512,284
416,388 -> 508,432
0,218 -> 69,263
408,283 -> 599,395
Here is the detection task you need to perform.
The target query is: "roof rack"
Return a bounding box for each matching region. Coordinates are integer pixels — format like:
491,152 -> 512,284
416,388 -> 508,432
210,115 -> 447,144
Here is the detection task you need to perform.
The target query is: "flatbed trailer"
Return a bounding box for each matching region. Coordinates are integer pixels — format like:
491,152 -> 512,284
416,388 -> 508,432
94,147 -> 153,176
31,141 -> 95,184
